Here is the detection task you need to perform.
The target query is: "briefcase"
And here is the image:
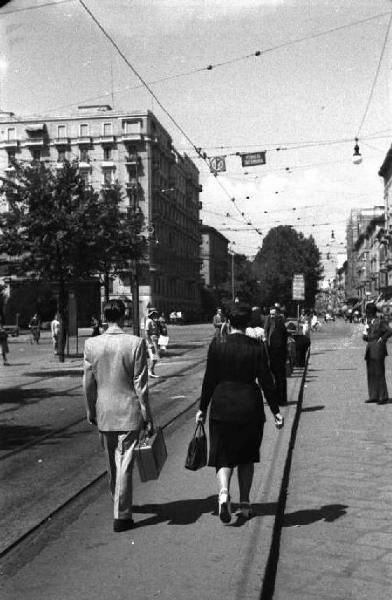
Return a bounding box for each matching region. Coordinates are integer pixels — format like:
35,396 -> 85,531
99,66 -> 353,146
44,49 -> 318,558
135,427 -> 167,482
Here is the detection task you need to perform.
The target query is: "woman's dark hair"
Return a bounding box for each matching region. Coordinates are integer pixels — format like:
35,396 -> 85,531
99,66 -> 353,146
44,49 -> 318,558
103,299 -> 125,323
227,303 -> 252,329
366,303 -> 377,317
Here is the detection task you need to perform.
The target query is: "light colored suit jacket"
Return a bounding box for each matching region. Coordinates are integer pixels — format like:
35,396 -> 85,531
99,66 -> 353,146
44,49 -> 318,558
83,325 -> 152,431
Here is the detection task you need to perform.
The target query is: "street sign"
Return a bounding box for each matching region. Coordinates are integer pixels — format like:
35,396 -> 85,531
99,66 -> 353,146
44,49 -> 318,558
209,156 -> 226,173
292,273 -> 305,300
240,151 -> 266,167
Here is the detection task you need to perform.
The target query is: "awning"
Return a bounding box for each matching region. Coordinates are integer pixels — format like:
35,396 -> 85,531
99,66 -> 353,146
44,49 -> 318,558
25,124 -> 45,133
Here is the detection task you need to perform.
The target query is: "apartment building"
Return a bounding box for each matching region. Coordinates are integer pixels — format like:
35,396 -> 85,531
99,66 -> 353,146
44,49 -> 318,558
200,225 -> 229,287
0,106 -> 202,321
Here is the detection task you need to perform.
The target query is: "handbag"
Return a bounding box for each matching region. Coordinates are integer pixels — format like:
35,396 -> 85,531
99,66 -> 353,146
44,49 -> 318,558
185,422 -> 207,471
135,427 -> 167,482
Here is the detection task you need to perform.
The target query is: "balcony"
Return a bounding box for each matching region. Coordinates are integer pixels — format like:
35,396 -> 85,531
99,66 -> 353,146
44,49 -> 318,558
97,135 -> 115,144
75,136 -> 92,145
101,161 -> 115,169
120,133 -> 142,143
124,154 -> 140,165
22,137 -> 45,147
78,161 -> 92,170
0,139 -> 19,150
53,137 -> 70,146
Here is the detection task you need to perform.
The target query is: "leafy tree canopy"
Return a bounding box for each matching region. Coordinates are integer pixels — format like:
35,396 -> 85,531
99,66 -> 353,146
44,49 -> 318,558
252,225 -> 324,312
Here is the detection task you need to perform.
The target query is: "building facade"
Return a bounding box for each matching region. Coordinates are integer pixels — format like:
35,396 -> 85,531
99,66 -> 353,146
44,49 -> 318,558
0,106 -> 203,322
200,225 -> 229,288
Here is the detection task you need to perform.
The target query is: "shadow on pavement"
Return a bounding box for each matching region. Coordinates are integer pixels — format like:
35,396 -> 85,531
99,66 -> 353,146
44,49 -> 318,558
132,497 -> 278,528
0,423 -> 53,449
283,503 -> 348,527
23,369 -> 83,378
301,405 -> 325,412
0,386 -> 80,408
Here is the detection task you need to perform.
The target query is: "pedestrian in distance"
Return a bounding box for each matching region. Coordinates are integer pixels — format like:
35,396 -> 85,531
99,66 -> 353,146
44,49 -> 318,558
51,313 -> 60,355
83,299 -> 154,532
158,312 -> 169,351
91,315 -> 101,337
363,302 -> 392,405
0,320 -> 10,365
196,302 -> 283,524
212,307 -> 225,338
144,308 -> 160,378
264,304 -> 289,406
29,312 -> 41,344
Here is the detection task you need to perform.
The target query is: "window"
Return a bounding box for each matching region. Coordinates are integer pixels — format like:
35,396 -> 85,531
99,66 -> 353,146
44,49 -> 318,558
80,123 -> 89,137
57,125 -> 66,138
7,128 -> 16,141
7,151 -> 15,166
103,170 -> 112,185
58,149 -> 66,162
80,171 -> 90,187
80,149 -> 89,162
103,147 -> 112,161
124,120 -> 141,134
31,148 -> 41,161
103,122 -> 112,136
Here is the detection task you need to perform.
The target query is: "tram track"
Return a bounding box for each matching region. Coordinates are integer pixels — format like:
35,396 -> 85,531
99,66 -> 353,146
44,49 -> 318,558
0,348 -> 209,561
0,395 -> 199,562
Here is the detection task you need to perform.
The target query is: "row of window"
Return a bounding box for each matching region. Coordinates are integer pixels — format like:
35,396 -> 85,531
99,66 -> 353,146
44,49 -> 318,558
4,121 -> 144,142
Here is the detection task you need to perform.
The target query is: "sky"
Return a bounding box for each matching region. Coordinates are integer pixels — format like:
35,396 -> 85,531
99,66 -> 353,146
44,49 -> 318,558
1,0 -> 392,281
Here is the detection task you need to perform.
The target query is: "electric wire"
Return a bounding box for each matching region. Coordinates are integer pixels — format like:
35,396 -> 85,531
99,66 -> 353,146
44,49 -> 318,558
0,0 -> 73,15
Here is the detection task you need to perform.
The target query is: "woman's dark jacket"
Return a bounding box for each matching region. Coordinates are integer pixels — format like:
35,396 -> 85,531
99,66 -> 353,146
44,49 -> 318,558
200,333 -> 280,423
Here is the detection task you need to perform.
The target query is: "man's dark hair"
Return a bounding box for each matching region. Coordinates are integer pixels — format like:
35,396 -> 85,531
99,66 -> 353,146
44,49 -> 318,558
227,303 -> 252,329
104,299 -> 125,323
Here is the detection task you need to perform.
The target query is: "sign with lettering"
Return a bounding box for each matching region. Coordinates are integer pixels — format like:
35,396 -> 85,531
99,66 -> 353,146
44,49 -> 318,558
240,151 -> 266,167
292,273 -> 305,301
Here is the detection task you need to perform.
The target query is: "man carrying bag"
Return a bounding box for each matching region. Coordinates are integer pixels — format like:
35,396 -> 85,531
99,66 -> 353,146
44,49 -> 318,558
83,299 -> 154,532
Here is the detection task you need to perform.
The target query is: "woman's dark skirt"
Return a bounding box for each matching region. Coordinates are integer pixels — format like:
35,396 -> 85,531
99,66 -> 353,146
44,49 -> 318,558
208,418 -> 264,469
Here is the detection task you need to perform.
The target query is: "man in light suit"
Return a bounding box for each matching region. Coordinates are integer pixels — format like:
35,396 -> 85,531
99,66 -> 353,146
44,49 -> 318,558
83,299 -> 154,532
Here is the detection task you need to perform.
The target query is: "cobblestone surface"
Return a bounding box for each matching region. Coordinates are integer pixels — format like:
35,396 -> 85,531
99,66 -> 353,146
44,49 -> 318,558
274,320 -> 392,599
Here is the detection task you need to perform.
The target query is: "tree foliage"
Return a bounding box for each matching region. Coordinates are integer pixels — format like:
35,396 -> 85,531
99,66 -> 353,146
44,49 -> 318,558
252,225 -> 323,312
0,160 -> 143,358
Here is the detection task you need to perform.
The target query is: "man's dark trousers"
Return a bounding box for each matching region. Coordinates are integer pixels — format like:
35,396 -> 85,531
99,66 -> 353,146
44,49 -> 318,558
269,350 -> 287,406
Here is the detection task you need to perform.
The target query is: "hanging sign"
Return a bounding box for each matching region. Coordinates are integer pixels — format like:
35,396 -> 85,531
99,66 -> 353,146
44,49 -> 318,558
240,151 -> 266,167
209,156 -> 226,173
292,273 -> 305,301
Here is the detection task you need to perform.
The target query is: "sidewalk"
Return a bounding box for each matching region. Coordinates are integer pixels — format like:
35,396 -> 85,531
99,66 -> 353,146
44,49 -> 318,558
274,322 -> 392,599
0,368 -> 305,600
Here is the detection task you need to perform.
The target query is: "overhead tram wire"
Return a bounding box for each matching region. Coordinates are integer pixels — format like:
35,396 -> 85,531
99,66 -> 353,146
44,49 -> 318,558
0,0 -> 74,15
357,10 -> 392,138
76,0 -> 263,241
22,9 -> 392,115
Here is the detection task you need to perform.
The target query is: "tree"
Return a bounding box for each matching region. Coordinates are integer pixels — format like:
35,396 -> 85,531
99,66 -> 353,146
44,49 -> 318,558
220,253 -> 262,307
253,225 -> 323,313
0,160 -> 142,361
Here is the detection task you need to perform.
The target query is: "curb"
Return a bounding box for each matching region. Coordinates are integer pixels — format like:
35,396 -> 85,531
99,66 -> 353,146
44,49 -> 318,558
261,350 -> 310,600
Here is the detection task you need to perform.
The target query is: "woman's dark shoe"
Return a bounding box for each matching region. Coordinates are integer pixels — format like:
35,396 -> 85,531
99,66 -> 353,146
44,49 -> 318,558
218,490 -> 231,524
113,518 -> 134,532
236,502 -> 252,519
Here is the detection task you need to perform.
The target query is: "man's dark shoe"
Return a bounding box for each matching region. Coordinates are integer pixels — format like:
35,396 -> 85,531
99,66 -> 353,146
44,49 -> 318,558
378,399 -> 388,405
113,518 -> 134,532
365,399 -> 378,403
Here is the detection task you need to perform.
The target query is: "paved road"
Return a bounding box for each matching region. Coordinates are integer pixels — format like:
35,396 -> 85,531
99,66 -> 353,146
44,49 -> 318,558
273,319 -> 392,599
0,325 -> 213,554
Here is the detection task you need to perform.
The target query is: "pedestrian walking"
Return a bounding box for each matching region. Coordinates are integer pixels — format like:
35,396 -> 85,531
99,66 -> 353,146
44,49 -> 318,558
51,313 -> 60,355
196,302 -> 283,524
212,307 -> 225,337
0,320 -> 9,365
158,312 -> 169,351
264,304 -> 289,406
91,315 -> 101,337
245,306 -> 266,342
83,299 -> 154,532
144,308 -> 160,377
29,313 -> 41,344
363,303 -> 392,404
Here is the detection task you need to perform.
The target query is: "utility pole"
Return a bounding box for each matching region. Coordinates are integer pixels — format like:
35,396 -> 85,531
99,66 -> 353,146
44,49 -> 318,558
229,242 -> 236,300
131,152 -> 140,336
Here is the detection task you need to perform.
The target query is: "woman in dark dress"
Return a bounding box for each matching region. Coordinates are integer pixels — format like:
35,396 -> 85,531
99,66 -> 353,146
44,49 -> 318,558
196,303 -> 283,524
363,303 -> 392,404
